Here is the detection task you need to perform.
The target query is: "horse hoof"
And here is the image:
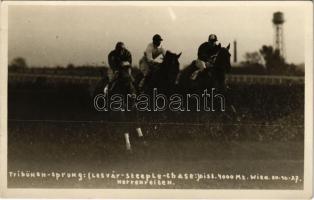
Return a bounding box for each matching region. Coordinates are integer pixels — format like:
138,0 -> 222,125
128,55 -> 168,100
126,148 -> 133,154
142,140 -> 148,146
138,137 -> 148,147
236,116 -> 241,122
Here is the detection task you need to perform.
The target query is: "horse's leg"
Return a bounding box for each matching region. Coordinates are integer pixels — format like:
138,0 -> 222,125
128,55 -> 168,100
134,109 -> 148,146
124,132 -> 132,151
123,121 -> 133,152
127,83 -> 144,139
224,83 -> 241,122
136,127 -> 143,137
120,108 -> 132,152
218,78 -> 241,141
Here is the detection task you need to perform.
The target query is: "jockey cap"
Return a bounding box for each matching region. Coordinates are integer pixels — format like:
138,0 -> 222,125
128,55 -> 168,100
208,34 -> 218,42
153,34 -> 163,42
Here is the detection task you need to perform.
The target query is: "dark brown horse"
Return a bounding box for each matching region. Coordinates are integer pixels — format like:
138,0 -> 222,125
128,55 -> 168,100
178,44 -> 231,94
177,44 -> 240,140
140,51 -> 181,95
178,44 -> 239,118
94,64 -> 144,152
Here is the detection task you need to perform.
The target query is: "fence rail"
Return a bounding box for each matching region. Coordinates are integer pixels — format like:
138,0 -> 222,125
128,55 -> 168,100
8,73 -> 304,85
226,74 -> 304,85
8,119 -> 304,128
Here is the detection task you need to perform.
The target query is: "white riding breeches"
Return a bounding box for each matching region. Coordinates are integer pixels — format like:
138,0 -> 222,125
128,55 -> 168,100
195,59 -> 206,70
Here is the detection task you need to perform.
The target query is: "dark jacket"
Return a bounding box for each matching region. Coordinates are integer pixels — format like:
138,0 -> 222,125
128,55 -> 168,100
108,49 -> 132,71
197,42 -> 219,62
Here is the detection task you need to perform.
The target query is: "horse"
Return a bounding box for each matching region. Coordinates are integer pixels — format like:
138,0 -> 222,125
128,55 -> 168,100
94,63 -> 145,152
139,50 -> 181,96
132,50 -> 182,135
178,44 -> 231,94
177,44 -> 240,134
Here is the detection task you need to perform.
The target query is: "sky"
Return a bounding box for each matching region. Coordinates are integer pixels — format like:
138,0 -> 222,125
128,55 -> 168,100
8,3 -> 307,68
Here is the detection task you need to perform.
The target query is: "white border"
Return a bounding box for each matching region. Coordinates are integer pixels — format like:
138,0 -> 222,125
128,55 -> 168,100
0,1 -> 313,199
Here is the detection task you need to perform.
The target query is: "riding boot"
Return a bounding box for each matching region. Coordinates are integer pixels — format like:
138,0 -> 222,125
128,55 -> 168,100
109,71 -> 119,92
127,67 -> 135,83
139,76 -> 147,91
128,81 -> 137,96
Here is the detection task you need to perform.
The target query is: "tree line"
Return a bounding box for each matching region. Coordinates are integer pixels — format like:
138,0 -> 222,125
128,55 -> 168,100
9,44 -> 304,76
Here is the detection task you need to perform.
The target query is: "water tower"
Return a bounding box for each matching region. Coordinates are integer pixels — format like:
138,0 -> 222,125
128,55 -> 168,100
272,11 -> 285,58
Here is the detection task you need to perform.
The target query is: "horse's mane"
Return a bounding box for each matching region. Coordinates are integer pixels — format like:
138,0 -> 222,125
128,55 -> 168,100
219,46 -> 230,54
161,50 -> 180,67
217,46 -> 231,57
164,50 -> 176,59
214,46 -> 231,72
145,50 -> 181,93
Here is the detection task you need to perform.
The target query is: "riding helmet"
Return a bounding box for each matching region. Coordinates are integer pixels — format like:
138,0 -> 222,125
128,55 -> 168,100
153,34 -> 163,41
208,34 -> 218,42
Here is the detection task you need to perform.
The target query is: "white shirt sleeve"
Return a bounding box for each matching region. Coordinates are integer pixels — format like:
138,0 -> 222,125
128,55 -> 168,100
160,46 -> 166,56
145,44 -> 154,62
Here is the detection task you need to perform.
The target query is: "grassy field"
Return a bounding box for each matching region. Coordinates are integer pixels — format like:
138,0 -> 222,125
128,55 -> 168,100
8,120 -> 303,189
7,80 -> 304,189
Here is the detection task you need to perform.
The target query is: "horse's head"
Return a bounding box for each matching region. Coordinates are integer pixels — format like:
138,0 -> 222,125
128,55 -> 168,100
162,51 -> 181,69
214,44 -> 231,72
161,50 -> 181,77
151,50 -> 181,91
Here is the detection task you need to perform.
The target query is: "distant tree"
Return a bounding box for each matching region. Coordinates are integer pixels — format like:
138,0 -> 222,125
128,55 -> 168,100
9,57 -> 28,71
259,45 -> 285,74
67,63 -> 75,69
236,51 -> 266,75
243,51 -> 262,64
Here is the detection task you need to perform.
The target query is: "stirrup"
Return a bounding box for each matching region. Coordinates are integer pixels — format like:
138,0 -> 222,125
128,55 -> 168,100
139,78 -> 145,89
190,70 -> 200,80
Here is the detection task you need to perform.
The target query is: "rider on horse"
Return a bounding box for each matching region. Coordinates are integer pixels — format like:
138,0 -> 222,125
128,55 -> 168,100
107,42 -> 145,151
139,34 -> 166,89
108,42 -> 132,78
192,34 -> 220,80
108,42 -> 136,94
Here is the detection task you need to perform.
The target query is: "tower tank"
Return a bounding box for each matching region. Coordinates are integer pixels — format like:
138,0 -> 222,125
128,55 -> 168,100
272,12 -> 284,25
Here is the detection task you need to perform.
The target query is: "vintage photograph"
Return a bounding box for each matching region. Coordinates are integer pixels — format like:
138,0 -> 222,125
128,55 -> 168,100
0,1 -> 313,198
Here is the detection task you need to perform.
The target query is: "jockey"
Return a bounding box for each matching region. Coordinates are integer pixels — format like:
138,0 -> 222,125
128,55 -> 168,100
191,34 -> 220,80
108,42 -> 135,94
108,42 -> 132,78
139,34 -> 166,89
